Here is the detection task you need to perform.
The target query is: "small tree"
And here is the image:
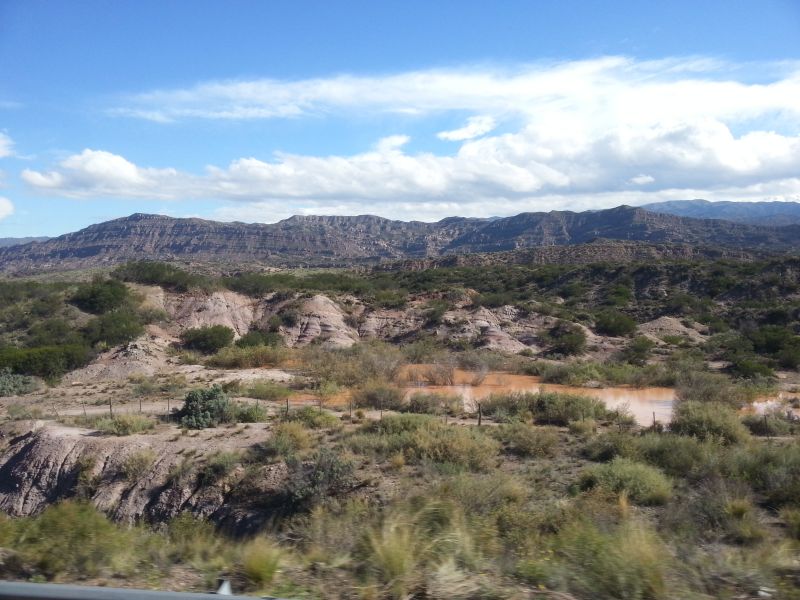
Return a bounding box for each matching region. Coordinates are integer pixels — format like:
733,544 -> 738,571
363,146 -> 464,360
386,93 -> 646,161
180,325 -> 235,354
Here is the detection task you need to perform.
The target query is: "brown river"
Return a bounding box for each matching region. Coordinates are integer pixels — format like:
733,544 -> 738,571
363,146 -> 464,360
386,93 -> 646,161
401,367 -> 675,426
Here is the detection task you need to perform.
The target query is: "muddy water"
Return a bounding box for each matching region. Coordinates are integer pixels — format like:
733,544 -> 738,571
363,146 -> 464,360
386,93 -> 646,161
401,367 -> 675,425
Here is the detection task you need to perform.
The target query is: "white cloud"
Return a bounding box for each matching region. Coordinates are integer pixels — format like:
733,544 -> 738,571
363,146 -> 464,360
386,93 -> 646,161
438,115 -> 497,141
0,133 -> 14,158
0,197 -> 14,221
629,174 -> 655,185
21,57 -> 800,221
110,57 -> 800,125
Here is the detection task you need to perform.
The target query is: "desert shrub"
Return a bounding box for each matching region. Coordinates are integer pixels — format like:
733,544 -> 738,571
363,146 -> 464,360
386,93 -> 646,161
545,321 -> 587,356
580,457 -> 672,505
176,385 -> 231,429
568,418 -> 598,436
552,519 -> 669,599
741,411 -> 800,436
286,448 -> 356,507
352,383 -> 405,411
401,392 -> 463,416
780,507 -> 800,539
70,278 -> 129,314
675,370 -> 750,407
0,501 -> 136,579
675,479 -> 767,545
435,472 -> 527,516
582,432 -> 640,463
418,362 -> 455,385
284,405 -> 341,429
199,451 -> 240,486
240,538 -> 282,589
301,341 -> 405,387
482,391 -> 609,425
120,449 -> 156,482
251,422 -> 311,461
6,402 -> 43,420
243,379 -> 292,401
619,336 -> 656,366
723,442 -> 800,507
0,367 -> 37,396
495,423 -> 558,457
205,345 -> 287,368
633,433 -> 711,478
0,344 -> 92,378
235,329 -> 283,348
534,360 -> 674,387
351,415 -> 499,471
83,308 -> 144,347
594,310 -> 637,337
70,414 -> 155,436
670,401 -> 750,444
180,325 -> 235,354
112,261 -> 212,292
423,299 -> 450,326
232,402 -> 269,423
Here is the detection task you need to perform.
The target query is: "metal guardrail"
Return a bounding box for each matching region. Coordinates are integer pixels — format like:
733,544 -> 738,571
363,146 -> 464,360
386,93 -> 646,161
0,581 -> 286,600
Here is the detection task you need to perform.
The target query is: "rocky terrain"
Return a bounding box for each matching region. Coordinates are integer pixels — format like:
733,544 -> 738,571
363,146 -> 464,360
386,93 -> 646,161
1,205 -> 798,273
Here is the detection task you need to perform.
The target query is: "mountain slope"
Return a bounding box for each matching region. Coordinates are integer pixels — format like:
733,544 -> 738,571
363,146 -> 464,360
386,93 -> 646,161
0,206 -> 798,273
643,199 -> 800,226
0,236 -> 50,248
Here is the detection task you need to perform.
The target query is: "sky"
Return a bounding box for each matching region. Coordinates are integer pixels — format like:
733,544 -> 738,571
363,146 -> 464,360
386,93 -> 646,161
1,0 -> 800,237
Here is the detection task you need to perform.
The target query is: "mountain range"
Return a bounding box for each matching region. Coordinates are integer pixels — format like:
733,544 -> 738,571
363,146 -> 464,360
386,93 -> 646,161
643,199 -> 800,226
0,204 -> 798,273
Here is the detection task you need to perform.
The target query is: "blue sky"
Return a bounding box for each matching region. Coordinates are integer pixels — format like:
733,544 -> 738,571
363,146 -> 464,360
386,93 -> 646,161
1,0 -> 799,237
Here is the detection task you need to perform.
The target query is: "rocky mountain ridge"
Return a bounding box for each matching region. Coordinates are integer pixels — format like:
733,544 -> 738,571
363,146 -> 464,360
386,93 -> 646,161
1,205 -> 798,273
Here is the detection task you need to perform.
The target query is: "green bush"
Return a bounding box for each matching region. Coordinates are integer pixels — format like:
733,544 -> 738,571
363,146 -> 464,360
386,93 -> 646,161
553,519 -> 668,599
674,370 -> 751,407
401,392 -> 462,416
180,325 -> 235,354
70,278 -> 129,314
545,321 -> 587,356
112,261 -> 212,292
232,402 -> 269,423
243,379 -> 292,401
352,383 -> 405,411
241,538 -> 282,589
350,415 -> 499,471
495,423 -> 558,457
619,336 -> 655,366
594,310 -> 637,337
580,457 -> 672,505
0,367 -> 38,396
199,451 -> 240,485
205,345 -> 287,368
633,433 -> 711,478
235,329 -> 283,348
0,344 -> 92,378
481,391 -> 609,426
741,411 -> 799,436
0,501 -> 136,579
250,422 -> 311,461
120,449 -> 156,481
723,442 -> 800,507
176,385 -> 231,429
286,448 -> 356,507
284,405 -> 341,429
670,401 -> 750,444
